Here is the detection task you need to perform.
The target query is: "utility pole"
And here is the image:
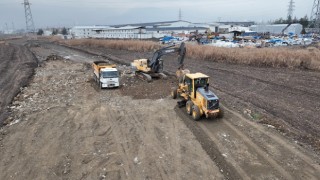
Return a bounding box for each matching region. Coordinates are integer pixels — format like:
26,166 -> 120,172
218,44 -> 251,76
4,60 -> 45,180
5,23 -> 9,32
12,22 -> 15,32
287,0 -> 295,22
22,0 -> 35,33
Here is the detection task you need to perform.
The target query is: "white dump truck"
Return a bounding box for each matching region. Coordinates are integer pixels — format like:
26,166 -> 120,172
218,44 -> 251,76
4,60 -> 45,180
92,61 -> 120,89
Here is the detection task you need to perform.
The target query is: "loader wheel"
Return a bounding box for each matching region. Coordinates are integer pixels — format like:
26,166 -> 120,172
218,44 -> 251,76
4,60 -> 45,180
171,88 -> 178,99
217,107 -> 224,119
186,100 -> 193,115
192,105 -> 201,121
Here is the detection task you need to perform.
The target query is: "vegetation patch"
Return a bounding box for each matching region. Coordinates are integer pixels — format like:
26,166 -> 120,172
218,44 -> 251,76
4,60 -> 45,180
54,38 -> 320,71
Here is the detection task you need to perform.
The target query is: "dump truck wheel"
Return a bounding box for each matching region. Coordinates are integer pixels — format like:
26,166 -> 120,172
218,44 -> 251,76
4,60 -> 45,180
186,100 -> 193,115
192,105 -> 201,121
100,82 -> 103,89
171,88 -> 178,99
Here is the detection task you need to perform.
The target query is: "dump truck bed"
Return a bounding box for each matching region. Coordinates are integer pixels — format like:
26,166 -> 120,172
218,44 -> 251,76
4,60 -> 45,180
92,61 -> 117,73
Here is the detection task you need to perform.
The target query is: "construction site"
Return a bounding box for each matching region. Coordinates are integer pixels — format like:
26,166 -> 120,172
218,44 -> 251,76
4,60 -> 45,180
0,0 -> 320,180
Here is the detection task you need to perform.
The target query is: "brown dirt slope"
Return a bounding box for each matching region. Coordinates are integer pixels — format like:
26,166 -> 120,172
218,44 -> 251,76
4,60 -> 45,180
0,43 -> 37,125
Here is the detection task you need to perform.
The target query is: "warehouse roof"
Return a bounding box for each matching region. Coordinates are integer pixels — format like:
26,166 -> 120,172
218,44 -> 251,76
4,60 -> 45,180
146,27 -> 207,31
112,20 -> 191,28
72,26 -> 144,30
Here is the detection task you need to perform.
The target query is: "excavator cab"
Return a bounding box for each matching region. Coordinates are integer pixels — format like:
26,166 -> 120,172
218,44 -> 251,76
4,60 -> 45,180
131,42 -> 186,82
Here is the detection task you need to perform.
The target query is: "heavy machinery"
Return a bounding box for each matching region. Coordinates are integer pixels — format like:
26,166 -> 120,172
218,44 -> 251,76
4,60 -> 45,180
131,42 -> 186,82
92,61 -> 120,89
281,23 -> 292,36
171,71 -> 223,120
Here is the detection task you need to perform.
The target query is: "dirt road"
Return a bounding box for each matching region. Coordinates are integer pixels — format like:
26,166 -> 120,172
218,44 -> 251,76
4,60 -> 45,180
0,39 -> 319,179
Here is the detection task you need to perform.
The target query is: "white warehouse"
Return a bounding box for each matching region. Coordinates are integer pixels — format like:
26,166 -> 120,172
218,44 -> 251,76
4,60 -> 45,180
70,26 -> 152,39
70,20 -> 218,39
250,24 -> 303,35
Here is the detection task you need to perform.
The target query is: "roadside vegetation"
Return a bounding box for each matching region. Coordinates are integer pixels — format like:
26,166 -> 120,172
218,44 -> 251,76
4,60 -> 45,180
61,39 -> 161,52
54,38 -> 320,71
187,44 -> 320,70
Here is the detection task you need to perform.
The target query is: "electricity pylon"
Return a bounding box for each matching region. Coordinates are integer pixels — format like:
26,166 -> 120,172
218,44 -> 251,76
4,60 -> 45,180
310,0 -> 320,29
23,0 -> 35,33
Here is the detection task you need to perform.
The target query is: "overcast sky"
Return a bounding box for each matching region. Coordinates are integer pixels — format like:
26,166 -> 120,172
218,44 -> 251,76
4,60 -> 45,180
0,0 -> 313,30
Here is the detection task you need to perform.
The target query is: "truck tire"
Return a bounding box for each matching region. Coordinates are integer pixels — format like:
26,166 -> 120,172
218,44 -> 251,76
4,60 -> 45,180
171,88 -> 178,99
100,82 -> 103,89
192,105 -> 201,121
186,100 -> 194,115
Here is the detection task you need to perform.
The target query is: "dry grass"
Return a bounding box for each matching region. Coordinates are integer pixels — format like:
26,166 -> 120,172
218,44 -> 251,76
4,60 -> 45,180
186,44 -> 320,71
54,38 -> 320,71
58,39 -> 161,52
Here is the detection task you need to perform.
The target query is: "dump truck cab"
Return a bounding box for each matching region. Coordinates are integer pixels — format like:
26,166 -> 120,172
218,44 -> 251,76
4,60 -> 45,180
99,68 -> 120,88
92,61 -> 120,89
172,72 -> 222,120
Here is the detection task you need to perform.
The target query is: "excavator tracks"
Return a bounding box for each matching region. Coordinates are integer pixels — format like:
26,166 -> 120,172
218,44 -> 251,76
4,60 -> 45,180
135,72 -> 168,82
136,72 -> 152,82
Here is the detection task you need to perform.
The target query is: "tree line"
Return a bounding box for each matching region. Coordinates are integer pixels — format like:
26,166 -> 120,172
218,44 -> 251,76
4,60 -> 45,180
273,15 -> 309,28
37,27 -> 68,36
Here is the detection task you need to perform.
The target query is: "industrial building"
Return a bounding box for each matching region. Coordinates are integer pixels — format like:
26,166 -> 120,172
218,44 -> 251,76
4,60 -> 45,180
70,26 -> 149,39
70,21 -> 305,40
70,20 -> 217,39
70,20 -> 304,40
250,24 -> 303,35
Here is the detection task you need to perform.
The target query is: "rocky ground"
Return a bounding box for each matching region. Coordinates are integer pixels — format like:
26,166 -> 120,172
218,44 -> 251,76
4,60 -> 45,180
0,38 -> 319,179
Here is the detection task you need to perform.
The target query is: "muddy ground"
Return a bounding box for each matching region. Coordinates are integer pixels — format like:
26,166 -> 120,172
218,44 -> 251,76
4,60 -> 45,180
0,38 -> 319,179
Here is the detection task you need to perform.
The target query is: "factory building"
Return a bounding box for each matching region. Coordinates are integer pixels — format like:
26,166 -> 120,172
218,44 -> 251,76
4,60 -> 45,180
70,20 -> 217,39
250,24 -> 303,35
70,26 -> 150,39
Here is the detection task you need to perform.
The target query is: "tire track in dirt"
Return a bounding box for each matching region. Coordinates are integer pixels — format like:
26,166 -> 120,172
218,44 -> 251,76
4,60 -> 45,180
211,83 -> 320,141
222,105 -> 320,166
221,105 -> 320,179
217,119 -> 293,179
176,100 -> 320,180
207,66 -> 320,98
174,106 -> 241,180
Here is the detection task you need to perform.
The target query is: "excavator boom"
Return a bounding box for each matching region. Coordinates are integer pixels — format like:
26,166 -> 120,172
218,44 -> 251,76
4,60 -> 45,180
149,42 -> 186,73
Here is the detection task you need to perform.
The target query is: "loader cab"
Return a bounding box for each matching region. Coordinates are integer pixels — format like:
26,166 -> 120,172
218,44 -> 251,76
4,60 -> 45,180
184,73 -> 209,99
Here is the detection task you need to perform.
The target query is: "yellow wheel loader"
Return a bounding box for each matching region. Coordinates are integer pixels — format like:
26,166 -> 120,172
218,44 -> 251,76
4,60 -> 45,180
131,42 -> 186,82
172,71 -> 223,121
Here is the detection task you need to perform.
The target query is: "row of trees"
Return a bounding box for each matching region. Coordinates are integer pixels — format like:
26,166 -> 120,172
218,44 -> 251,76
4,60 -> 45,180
273,15 -> 309,28
37,27 -> 68,36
